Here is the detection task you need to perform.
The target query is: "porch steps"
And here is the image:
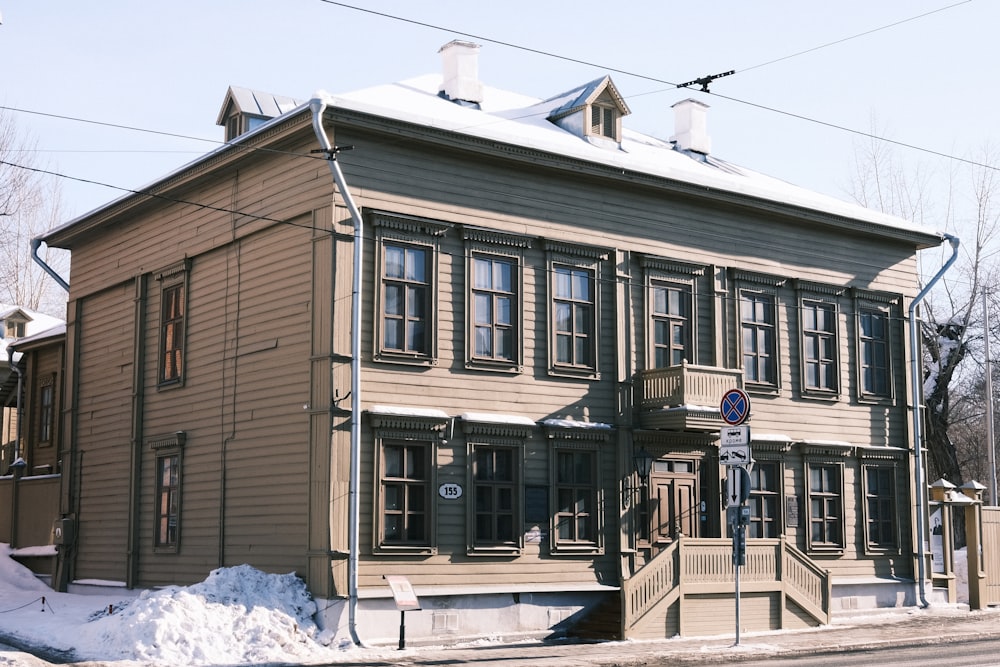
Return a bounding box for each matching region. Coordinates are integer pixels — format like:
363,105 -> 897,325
565,592 -> 623,641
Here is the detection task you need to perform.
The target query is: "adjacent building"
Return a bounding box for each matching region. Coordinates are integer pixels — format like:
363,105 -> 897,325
31,42 -> 945,643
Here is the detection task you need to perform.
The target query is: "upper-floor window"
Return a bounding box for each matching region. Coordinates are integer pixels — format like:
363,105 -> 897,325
553,265 -> 594,368
801,300 -> 838,394
741,291 -> 777,386
472,255 -> 516,362
546,242 -> 606,380
859,308 -> 890,398
382,243 -> 430,355
651,282 -> 691,367
373,212 -> 449,366
159,283 -> 185,385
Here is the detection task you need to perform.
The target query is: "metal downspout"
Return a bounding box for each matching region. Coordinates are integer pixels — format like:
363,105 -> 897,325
30,238 -> 70,292
8,347 -> 23,461
309,97 -> 364,647
910,233 -> 960,607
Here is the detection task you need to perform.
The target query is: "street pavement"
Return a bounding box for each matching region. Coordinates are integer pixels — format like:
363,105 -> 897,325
350,606 -> 1000,666
2,605 -> 999,666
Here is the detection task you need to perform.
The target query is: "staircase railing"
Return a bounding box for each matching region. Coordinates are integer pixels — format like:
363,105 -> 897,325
621,537 -> 831,635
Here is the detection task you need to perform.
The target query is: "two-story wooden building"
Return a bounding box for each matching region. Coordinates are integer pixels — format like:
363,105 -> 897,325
34,41 -> 945,644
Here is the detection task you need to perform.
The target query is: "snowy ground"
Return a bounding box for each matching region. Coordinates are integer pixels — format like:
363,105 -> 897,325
0,544 -> 399,665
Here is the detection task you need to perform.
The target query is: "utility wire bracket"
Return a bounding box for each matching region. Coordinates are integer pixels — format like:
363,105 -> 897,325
676,70 -> 735,92
310,145 -> 355,160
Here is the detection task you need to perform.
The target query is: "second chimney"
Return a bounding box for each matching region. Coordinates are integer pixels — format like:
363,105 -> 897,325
671,99 -> 711,154
439,40 -> 483,105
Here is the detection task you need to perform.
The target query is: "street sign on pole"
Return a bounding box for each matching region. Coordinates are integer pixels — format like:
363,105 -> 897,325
725,466 -> 752,508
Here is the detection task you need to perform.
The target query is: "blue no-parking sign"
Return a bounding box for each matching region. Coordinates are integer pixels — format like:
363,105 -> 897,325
720,388 -> 751,426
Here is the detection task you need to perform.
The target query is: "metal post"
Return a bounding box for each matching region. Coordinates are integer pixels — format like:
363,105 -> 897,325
398,610 -> 406,650
984,289 -> 998,505
732,518 -> 742,646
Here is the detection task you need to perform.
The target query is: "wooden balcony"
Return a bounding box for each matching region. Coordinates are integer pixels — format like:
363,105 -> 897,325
636,362 -> 743,431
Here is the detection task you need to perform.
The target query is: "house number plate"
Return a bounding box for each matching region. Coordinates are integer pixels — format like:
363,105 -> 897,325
438,482 -> 463,499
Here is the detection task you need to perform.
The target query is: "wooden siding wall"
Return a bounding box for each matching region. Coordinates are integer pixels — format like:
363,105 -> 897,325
22,345 -> 63,474
73,283 -> 136,582
57,113 -> 923,596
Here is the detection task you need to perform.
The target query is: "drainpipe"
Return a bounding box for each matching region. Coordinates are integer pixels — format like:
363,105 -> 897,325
8,347 -> 24,461
30,238 -> 70,292
309,96 -> 364,647
910,233 -> 960,607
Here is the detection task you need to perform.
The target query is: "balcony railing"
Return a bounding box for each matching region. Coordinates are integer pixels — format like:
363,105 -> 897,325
637,362 -> 743,411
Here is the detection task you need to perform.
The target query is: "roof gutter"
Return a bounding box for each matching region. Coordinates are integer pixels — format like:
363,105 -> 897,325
309,96 -> 364,647
30,238 -> 70,292
910,232 -> 960,607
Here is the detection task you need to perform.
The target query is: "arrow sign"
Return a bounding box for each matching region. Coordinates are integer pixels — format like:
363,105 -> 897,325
726,466 -> 752,508
720,388 -> 751,426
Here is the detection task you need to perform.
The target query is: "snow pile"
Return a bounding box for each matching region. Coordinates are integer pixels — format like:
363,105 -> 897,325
0,546 -> 396,665
72,564 -> 324,665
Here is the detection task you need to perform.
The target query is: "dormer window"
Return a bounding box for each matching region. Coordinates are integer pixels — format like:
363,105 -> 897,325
591,104 -> 618,140
5,318 -> 26,339
216,86 -> 301,142
546,75 -> 630,147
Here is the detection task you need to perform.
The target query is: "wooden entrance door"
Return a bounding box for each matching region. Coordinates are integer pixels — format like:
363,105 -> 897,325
649,458 -> 700,546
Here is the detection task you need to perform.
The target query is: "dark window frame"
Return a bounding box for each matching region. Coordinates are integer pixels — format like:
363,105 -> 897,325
862,459 -> 900,554
155,261 -> 190,389
548,435 -> 607,556
546,242 -> 606,380
740,289 -> 779,389
857,304 -> 894,401
370,408 -> 447,555
464,228 -> 530,373
148,431 -> 186,554
38,375 -> 55,444
804,458 -> 846,553
372,213 -> 449,367
799,297 -> 840,397
748,460 -> 782,538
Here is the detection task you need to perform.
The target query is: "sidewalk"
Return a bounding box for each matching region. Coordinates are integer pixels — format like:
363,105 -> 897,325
354,606 -> 1000,666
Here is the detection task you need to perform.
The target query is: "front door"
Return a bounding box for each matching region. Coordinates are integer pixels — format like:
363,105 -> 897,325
649,458 -> 700,546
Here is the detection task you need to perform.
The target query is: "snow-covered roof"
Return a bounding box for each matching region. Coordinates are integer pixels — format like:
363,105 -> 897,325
319,73 -> 942,240
0,305 -> 65,358
43,66 -> 943,248
215,85 -> 302,125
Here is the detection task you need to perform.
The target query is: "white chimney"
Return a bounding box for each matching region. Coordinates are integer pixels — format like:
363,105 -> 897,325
671,98 -> 711,155
439,40 -> 483,105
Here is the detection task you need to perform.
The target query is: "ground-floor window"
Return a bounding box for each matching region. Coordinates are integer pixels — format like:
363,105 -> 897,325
748,461 -> 781,538
552,447 -> 601,553
154,452 -> 180,551
380,441 -> 432,547
864,463 -> 898,551
806,461 -> 844,551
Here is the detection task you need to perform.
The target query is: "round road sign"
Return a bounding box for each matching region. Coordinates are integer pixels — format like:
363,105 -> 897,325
720,388 -> 751,426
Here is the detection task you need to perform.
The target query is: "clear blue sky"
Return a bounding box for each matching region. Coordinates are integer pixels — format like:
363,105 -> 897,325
0,0 -> 994,222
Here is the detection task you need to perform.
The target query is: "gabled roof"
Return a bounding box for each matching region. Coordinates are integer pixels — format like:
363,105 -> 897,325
545,75 -> 631,122
9,323 -> 66,352
215,86 -> 302,126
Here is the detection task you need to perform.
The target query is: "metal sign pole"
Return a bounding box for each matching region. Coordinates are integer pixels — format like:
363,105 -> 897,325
733,519 -> 741,646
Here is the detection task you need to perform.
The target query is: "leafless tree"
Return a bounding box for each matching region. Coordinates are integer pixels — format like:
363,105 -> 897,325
850,125 -> 1000,485
0,111 -> 69,316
